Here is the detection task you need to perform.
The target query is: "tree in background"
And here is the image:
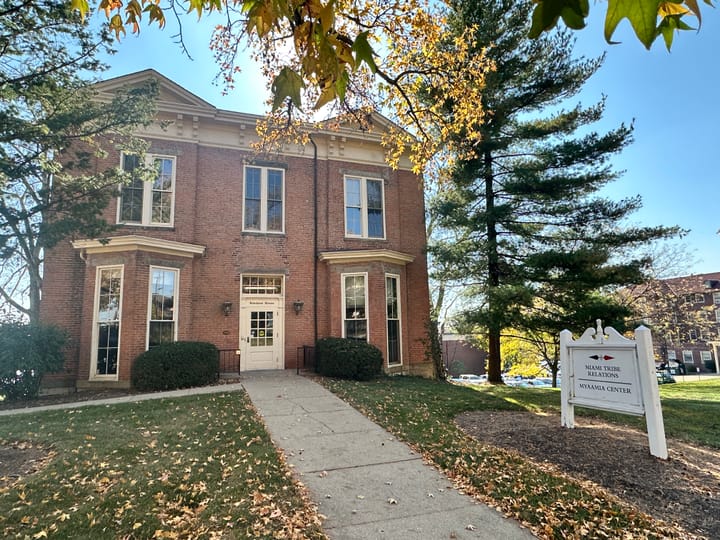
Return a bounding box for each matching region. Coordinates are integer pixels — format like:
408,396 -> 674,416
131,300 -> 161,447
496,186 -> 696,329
429,0 -> 680,384
0,0 -> 157,322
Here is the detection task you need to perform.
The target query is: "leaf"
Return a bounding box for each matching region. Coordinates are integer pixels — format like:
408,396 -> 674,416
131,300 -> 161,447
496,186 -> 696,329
658,1 -> 690,17
605,0 -> 661,48
529,0 -> 589,38
69,0 -> 90,18
108,14 -> 127,39
352,32 -> 377,73
319,0 -> 335,33
271,67 -> 304,111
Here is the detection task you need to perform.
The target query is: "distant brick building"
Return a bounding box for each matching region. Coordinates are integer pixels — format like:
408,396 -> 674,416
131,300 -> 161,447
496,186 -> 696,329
40,70 -> 432,390
628,272 -> 720,374
441,334 -> 487,377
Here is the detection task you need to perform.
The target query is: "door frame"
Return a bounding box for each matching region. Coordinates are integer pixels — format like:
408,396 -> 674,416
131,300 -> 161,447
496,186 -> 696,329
238,274 -> 285,371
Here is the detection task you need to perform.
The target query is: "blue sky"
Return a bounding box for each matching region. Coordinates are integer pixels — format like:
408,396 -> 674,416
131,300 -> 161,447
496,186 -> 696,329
98,9 -> 720,277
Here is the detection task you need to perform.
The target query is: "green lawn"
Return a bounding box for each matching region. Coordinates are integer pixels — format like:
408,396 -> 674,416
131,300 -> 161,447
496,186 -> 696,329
0,392 -> 325,539
551,378 -> 720,448
320,376 -> 719,539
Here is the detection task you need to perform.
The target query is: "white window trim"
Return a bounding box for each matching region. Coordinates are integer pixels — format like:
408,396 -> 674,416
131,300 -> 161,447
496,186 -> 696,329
117,153 -> 176,227
713,292 -> 720,305
242,165 -> 285,234
146,266 -> 179,350
682,350 -> 695,364
90,265 -> 124,381
700,350 -> 712,362
341,272 -> 369,341
385,273 -> 402,367
344,175 -> 386,240
240,274 -> 284,297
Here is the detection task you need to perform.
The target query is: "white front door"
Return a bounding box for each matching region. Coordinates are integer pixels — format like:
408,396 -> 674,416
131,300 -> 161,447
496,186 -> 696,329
240,298 -> 283,370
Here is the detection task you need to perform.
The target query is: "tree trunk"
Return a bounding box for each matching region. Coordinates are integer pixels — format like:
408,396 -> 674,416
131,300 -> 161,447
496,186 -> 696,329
487,327 -> 503,383
484,149 -> 504,383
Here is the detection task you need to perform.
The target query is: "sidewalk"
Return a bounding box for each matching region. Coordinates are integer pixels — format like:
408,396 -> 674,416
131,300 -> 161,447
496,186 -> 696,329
0,382 -> 247,416
242,370 -> 533,539
1,373 -> 534,539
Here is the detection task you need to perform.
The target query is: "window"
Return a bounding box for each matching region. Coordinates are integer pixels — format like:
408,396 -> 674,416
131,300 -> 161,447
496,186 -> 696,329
714,292 -> 720,305
343,274 -> 367,341
682,350 -> 695,364
667,350 -> 677,360
92,266 -> 123,378
695,293 -> 706,303
386,275 -> 401,366
715,309 -> 720,323
700,350 -> 712,364
243,166 -> 284,233
148,268 -> 178,348
119,154 -> 176,226
242,275 -> 283,295
344,176 -> 385,239
689,329 -> 698,341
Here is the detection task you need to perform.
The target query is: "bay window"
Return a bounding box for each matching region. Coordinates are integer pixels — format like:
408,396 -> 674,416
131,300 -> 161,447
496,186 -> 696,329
343,273 -> 368,341
148,267 -> 178,348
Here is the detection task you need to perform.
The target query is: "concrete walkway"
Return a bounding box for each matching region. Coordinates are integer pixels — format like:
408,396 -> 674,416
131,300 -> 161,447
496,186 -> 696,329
0,381 -> 248,416
242,370 -> 533,539
1,372 -> 534,539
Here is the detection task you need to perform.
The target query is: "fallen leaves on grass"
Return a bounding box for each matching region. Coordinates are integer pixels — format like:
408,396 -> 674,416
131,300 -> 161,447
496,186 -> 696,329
0,392 -> 326,539
320,377 -> 692,540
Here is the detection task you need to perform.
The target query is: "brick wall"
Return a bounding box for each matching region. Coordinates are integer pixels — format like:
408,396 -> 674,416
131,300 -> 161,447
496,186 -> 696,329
41,127 -> 432,386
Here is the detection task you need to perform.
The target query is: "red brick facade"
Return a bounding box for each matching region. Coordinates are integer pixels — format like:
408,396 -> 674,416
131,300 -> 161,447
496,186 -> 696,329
40,70 -> 433,389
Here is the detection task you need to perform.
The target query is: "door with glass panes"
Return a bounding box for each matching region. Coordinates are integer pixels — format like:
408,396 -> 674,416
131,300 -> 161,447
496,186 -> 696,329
240,299 -> 283,370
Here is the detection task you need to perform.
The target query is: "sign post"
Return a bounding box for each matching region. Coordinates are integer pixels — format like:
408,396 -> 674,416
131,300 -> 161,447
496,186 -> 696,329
560,320 -> 668,459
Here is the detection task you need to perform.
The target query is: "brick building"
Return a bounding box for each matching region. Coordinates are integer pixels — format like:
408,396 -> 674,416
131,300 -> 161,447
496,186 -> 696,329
40,70 -> 432,390
627,271 -> 720,374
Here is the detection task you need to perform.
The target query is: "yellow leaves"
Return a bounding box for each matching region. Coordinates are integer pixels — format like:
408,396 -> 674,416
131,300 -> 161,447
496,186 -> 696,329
381,16 -> 493,172
658,1 -> 690,17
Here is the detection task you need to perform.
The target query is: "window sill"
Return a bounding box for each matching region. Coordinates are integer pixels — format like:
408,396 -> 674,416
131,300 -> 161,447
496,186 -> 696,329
242,231 -> 286,237
116,223 -> 176,231
344,236 -> 387,242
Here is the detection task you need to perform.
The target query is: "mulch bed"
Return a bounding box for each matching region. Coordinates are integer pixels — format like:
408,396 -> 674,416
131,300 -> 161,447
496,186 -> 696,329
456,411 -> 720,539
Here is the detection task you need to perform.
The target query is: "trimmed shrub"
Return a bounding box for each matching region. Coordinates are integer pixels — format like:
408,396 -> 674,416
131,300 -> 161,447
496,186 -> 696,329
0,322 -> 68,401
131,341 -> 219,392
315,337 -> 383,381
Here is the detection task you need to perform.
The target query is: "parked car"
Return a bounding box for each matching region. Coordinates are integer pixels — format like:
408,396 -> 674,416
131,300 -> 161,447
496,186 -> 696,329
450,374 -> 486,385
656,371 -> 676,384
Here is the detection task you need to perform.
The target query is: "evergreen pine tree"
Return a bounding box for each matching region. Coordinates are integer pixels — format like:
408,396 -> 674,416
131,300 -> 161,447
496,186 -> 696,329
431,0 -> 679,383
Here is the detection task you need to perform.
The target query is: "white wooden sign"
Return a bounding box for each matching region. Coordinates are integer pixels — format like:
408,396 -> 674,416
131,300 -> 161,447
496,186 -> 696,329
560,320 -> 668,459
